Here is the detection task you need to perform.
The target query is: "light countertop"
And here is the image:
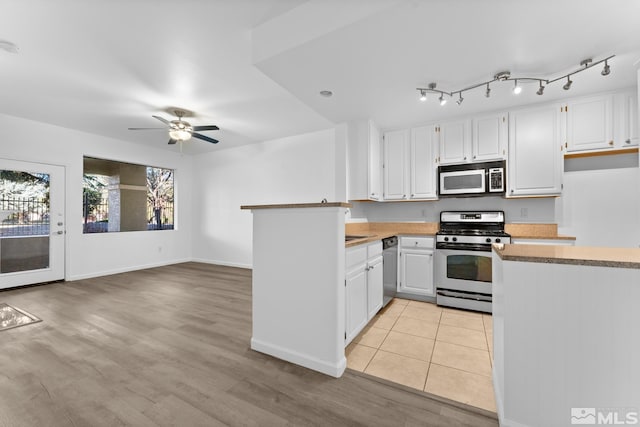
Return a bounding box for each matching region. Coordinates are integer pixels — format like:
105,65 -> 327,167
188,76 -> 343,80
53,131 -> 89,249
493,243 -> 640,269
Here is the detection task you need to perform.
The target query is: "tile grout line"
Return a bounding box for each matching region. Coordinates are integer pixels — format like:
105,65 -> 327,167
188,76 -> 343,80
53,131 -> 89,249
423,308 -> 443,392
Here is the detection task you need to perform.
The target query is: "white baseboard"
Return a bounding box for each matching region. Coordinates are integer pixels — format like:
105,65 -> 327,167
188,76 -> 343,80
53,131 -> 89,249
191,257 -> 252,270
251,337 -> 346,378
66,258 -> 192,281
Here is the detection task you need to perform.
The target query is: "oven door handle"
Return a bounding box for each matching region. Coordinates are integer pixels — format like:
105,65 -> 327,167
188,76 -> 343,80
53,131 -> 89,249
435,243 -> 492,252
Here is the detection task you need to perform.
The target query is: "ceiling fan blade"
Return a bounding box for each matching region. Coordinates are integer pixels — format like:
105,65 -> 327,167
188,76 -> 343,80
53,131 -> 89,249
192,133 -> 219,144
128,127 -> 166,130
152,115 -> 170,125
192,125 -> 219,131
168,139 -> 178,145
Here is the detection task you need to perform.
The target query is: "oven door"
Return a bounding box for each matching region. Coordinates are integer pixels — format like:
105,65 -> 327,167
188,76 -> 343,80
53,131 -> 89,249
435,247 -> 493,294
439,169 -> 486,195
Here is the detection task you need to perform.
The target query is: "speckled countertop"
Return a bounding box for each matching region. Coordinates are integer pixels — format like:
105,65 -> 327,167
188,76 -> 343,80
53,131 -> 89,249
493,244 -> 640,269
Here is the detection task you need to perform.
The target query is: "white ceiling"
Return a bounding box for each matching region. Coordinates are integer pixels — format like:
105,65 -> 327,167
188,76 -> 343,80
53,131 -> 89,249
1,0 -> 640,154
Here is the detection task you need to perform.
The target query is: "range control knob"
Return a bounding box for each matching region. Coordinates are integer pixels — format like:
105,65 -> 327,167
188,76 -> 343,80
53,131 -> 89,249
444,237 -> 449,242
486,238 -> 492,243
495,238 -> 501,243
452,237 -> 457,242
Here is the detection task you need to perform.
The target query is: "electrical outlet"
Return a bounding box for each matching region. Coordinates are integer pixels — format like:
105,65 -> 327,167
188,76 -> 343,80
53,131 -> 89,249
520,208 -> 528,218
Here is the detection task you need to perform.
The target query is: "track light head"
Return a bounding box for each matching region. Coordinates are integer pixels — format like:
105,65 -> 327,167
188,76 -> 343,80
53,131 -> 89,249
601,60 -> 610,76
456,93 -> 464,105
419,89 -> 427,102
513,80 -> 522,95
563,76 -> 573,90
439,94 -> 447,106
485,84 -> 491,98
536,82 -> 545,96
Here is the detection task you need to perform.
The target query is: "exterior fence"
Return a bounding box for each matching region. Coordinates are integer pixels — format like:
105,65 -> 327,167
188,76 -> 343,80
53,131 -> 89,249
82,194 -> 174,233
0,197 -> 50,237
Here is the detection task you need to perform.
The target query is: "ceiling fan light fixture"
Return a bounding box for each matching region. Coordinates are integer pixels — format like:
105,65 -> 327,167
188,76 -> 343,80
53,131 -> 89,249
169,129 -> 192,141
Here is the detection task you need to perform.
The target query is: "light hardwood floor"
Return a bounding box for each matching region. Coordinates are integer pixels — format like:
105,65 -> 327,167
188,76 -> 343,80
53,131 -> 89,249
0,263 -> 498,427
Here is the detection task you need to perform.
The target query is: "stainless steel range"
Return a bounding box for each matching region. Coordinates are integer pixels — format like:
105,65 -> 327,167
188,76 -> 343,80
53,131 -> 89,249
435,211 -> 511,313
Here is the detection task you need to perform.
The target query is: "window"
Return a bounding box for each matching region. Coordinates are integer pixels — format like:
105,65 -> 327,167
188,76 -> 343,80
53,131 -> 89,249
82,157 -> 174,233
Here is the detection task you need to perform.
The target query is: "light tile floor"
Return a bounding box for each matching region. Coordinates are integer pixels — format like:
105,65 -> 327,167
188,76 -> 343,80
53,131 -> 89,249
345,298 -> 496,412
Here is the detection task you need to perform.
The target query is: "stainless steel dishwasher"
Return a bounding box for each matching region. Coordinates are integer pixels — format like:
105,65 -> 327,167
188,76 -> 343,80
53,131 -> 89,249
382,236 -> 398,307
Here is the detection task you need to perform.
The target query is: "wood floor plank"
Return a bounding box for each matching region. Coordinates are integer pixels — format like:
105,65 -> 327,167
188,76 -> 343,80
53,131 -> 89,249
0,262 -> 497,426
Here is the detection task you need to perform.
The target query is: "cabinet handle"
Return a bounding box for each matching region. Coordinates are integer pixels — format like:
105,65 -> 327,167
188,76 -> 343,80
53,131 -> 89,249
464,156 -> 467,160
410,193 -> 414,197
403,194 -> 407,199
473,155 -> 476,159
626,139 -> 631,144
510,189 -> 514,194
609,140 -> 614,146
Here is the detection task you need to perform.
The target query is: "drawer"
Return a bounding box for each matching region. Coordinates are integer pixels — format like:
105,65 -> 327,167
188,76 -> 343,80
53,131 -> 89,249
346,245 -> 367,269
367,241 -> 382,258
400,236 -> 434,249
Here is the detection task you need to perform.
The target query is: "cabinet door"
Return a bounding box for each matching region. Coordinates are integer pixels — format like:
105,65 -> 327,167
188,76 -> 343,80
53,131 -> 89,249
399,249 -> 434,296
410,125 -> 438,199
345,267 -> 368,344
566,95 -> 613,151
623,92 -> 638,147
472,113 -> 508,161
368,121 -> 382,199
367,257 -> 383,320
438,120 -> 471,165
383,129 -> 408,200
508,105 -> 563,197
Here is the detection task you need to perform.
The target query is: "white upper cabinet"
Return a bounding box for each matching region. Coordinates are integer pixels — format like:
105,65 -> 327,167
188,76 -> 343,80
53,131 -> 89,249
622,91 -> 638,147
438,120 -> 471,165
409,125 -> 438,200
382,129 -> 408,200
472,112 -> 508,161
368,123 -> 382,198
347,119 -> 382,201
508,104 -> 563,197
565,94 -> 613,152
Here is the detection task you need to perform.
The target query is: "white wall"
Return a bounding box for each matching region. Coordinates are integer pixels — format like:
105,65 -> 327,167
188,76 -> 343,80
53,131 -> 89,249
0,113 -> 193,280
558,167 -> 640,247
191,128 -> 337,268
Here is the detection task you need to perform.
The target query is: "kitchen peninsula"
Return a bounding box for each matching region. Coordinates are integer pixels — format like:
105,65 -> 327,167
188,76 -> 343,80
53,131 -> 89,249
241,202 -> 351,377
492,244 -> 640,427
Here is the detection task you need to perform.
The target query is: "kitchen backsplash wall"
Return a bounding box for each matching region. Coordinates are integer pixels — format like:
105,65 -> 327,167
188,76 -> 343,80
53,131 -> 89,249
349,196 -> 556,223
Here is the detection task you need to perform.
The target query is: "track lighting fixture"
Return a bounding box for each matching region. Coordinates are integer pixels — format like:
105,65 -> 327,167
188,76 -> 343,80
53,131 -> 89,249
416,55 -> 613,104
513,80 -> 522,95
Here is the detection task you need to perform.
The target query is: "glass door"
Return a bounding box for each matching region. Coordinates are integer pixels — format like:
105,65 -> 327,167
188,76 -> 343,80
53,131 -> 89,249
0,159 -> 65,289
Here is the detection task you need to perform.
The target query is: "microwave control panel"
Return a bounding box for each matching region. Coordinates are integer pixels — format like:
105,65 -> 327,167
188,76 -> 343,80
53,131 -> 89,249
488,168 -> 504,192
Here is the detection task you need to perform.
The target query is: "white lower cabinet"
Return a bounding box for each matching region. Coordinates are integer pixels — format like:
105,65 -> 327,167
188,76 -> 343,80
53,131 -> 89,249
398,236 -> 434,297
345,267 -> 368,344
345,241 -> 383,345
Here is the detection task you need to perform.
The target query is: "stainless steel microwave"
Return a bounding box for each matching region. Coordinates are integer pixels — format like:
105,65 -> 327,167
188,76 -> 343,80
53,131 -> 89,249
438,160 -> 505,197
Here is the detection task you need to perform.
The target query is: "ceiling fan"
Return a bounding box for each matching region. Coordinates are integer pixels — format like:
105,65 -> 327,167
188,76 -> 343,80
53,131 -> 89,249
128,109 -> 219,144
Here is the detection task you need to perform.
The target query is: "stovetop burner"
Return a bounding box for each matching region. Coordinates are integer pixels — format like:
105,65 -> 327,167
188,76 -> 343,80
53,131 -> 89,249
436,210 -> 511,247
